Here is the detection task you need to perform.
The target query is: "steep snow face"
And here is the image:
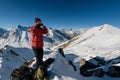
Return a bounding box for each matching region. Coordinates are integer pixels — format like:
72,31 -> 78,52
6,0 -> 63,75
64,24 -> 120,60
0,45 -> 34,80
0,25 -> 31,48
48,51 -> 87,80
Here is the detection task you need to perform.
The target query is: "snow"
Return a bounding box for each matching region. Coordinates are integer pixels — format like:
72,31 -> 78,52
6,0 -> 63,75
65,24 -> 120,60
0,24 -> 120,80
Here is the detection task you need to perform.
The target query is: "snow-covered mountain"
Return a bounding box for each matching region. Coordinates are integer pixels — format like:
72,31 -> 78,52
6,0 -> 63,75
1,24 -> 120,80
64,24 -> 120,60
50,24 -> 120,80
0,25 -> 81,49
0,25 -> 84,80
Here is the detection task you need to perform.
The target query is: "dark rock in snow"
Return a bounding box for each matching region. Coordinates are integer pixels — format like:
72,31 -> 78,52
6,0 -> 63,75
80,56 -> 120,78
94,68 -> 104,77
80,58 -> 98,77
10,66 -> 33,80
107,66 -> 120,78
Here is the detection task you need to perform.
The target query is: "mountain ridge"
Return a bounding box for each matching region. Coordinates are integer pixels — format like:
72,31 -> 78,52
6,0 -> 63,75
0,24 -> 120,80
0,25 -> 82,49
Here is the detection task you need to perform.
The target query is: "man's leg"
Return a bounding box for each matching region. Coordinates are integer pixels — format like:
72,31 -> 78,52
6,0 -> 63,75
32,47 -> 43,68
37,48 -> 43,66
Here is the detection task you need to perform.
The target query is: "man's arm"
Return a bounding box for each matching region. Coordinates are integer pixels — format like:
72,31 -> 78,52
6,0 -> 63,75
30,21 -> 40,35
30,26 -> 36,36
41,24 -> 48,34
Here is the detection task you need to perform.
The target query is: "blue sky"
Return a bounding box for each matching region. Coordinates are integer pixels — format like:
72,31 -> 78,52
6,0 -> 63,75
0,0 -> 120,29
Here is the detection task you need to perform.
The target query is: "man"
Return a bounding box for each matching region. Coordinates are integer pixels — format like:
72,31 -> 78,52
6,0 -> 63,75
30,18 -> 48,68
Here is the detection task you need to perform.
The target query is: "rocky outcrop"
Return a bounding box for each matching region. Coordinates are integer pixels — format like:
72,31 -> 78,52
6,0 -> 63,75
10,58 -> 55,80
10,66 -> 33,80
80,56 -> 120,78
107,66 -> 120,77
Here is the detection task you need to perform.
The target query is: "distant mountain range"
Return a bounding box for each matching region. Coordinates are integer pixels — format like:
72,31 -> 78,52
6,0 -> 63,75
1,24 -> 120,80
0,25 -> 83,49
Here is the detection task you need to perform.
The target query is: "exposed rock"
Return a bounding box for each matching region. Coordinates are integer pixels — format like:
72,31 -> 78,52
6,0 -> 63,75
10,58 -> 55,80
90,56 -> 105,66
23,59 -> 35,67
80,58 -> 97,77
10,50 -> 19,56
94,68 -> 104,77
58,48 -> 65,57
80,56 -> 120,78
80,58 -> 86,67
0,49 -> 3,54
107,66 -> 120,78
10,66 -> 33,80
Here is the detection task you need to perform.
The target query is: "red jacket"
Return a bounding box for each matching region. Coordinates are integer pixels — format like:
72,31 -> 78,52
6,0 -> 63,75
30,25 -> 48,48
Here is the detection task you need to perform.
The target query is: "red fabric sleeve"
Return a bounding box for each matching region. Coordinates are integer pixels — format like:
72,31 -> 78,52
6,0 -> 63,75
41,26 -> 48,34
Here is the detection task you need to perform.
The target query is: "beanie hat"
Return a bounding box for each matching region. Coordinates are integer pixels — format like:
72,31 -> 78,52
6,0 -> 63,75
35,18 -> 41,23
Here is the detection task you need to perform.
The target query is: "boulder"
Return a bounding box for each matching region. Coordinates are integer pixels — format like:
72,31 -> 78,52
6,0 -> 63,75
94,68 -> 104,77
10,66 -> 33,80
80,58 -> 97,77
107,66 -> 120,78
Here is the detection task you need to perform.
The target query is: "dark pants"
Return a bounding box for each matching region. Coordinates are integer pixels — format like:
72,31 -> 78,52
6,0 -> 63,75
32,47 -> 43,68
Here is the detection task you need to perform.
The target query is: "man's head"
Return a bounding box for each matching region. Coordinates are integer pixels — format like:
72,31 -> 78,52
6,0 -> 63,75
35,18 -> 43,26
35,18 -> 41,23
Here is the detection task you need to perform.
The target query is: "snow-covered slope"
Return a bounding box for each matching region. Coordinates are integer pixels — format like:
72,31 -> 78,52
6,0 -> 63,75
1,24 -> 120,80
64,24 -> 120,60
44,24 -> 120,80
0,25 -> 83,80
0,45 -> 34,80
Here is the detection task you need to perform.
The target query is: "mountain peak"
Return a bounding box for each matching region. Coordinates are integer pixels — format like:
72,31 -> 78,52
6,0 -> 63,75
102,24 -> 113,27
8,25 -> 29,32
97,24 -> 119,32
99,24 -> 118,30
